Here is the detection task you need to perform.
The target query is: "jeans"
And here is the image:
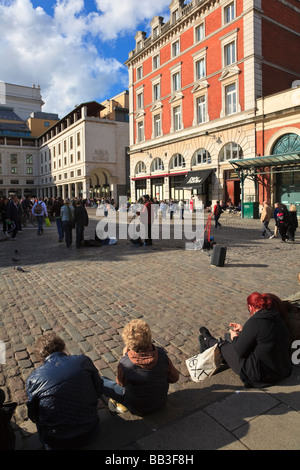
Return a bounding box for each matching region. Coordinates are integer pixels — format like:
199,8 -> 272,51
36,216 -> 44,235
55,217 -> 64,241
262,220 -> 272,238
76,225 -> 84,248
102,377 -> 126,404
215,215 -> 221,228
62,221 -> 72,247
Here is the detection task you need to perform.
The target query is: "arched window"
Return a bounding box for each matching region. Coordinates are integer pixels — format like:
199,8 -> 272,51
219,142 -> 243,162
135,161 -> 146,174
192,148 -> 211,166
272,133 -> 300,154
151,157 -> 164,172
169,153 -> 185,169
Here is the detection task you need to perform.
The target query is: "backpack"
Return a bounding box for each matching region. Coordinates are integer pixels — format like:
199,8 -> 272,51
34,203 -> 43,215
277,211 -> 285,223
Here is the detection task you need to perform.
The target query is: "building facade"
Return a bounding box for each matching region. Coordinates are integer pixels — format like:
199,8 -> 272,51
0,87 -> 130,201
125,0 -> 300,208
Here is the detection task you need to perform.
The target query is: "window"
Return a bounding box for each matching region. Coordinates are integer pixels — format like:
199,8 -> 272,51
77,151 -> 81,161
151,158 -> 164,172
137,92 -> 144,109
77,132 -> 80,146
173,106 -> 182,131
170,153 -> 185,169
172,71 -> 181,92
11,179 -> 19,185
26,167 -> 33,174
44,121 -> 50,127
153,82 -> 161,101
0,166 -> 2,174
53,146 -> 56,157
219,142 -> 243,162
26,180 -> 34,185
58,143 -> 61,155
64,173 -> 67,179
224,41 -> 236,66
70,136 -> 73,150
63,140 -> 67,152
11,167 -> 18,174
153,54 -> 160,70
224,2 -> 235,24
172,40 -> 180,57
135,161 -> 146,174
137,121 -> 144,142
77,169 -> 81,176
64,157 -> 67,166
154,114 -> 161,137
70,154 -> 73,163
137,66 -> 143,81
59,159 -> 61,167
192,148 -> 211,166
11,154 -> 17,164
153,26 -> 159,39
70,171 -> 74,178
195,23 -> 205,42
196,96 -> 206,124
225,83 -> 237,115
26,154 -> 33,164
196,58 -> 206,80
172,9 -> 179,22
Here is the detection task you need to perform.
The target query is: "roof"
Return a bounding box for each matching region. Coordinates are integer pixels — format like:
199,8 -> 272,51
0,106 -> 24,122
229,152 -> 300,169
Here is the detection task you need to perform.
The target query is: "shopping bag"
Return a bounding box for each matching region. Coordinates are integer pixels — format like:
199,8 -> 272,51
45,217 -> 51,227
6,220 -> 16,233
186,344 -> 222,382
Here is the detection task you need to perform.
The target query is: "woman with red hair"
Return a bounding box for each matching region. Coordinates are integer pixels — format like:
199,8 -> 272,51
199,292 -> 292,387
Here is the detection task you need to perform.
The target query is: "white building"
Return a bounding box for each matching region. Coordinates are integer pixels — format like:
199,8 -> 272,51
0,81 -> 44,121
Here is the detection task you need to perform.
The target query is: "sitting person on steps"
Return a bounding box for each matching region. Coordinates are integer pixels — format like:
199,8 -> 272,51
199,292 -> 292,388
102,319 -> 179,415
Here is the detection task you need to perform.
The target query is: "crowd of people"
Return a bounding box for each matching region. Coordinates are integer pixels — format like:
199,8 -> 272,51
1,282 -> 299,450
260,201 -> 298,242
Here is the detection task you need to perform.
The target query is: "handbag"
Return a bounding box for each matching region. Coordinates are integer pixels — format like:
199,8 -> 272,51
45,217 -> 51,227
6,220 -> 16,233
186,343 -> 222,382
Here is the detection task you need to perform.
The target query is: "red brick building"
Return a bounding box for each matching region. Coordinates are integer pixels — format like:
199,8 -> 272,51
125,0 -> 300,212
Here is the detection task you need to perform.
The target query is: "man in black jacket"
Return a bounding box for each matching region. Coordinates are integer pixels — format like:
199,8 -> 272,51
74,199 -> 89,248
26,332 -> 103,450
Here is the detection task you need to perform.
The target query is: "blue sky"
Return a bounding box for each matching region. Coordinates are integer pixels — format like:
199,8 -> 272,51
0,0 -> 172,117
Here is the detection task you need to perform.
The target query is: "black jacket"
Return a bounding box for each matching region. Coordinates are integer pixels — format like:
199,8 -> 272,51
6,201 -> 19,223
119,346 -> 170,416
74,205 -> 89,227
26,352 -> 103,447
233,308 -> 292,387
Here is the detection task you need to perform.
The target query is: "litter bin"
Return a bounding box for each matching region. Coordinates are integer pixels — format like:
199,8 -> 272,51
242,202 -> 259,219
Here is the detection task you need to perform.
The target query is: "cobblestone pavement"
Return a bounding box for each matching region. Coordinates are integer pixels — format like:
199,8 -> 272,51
0,209 -> 299,450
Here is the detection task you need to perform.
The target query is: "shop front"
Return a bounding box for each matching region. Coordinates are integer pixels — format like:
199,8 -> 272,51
176,169 -> 213,207
224,169 -> 241,206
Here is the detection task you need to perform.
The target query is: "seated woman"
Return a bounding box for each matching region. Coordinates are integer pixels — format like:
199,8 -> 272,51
199,292 -> 292,388
102,319 -> 179,415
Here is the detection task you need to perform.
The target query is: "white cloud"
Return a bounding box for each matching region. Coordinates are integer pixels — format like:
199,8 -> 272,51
0,0 -> 171,117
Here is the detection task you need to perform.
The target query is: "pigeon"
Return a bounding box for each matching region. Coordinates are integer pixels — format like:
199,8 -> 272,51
14,266 -> 25,272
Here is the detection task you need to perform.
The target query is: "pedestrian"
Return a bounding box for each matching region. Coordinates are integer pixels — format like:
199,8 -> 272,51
273,202 -> 279,237
276,203 -> 290,242
0,197 -> 9,236
6,195 -> 19,240
140,194 -> 153,246
199,292 -> 292,388
50,197 -> 64,242
32,197 -> 48,236
286,204 -> 298,242
260,201 -> 274,239
74,200 -> 89,249
60,199 -> 74,248
178,199 -> 184,219
169,199 -> 175,220
26,332 -> 103,450
213,200 -> 223,228
102,319 -> 179,416
160,200 -> 166,219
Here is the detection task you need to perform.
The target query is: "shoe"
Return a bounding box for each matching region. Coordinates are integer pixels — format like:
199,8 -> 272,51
108,399 -> 128,414
269,235 -> 274,239
198,334 -> 208,354
11,237 -> 18,241
199,326 -> 213,341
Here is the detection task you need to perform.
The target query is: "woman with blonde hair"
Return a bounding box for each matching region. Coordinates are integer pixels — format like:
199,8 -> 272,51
102,319 -> 179,415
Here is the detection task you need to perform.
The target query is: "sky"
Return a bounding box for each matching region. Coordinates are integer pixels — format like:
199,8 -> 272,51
0,0 -> 173,118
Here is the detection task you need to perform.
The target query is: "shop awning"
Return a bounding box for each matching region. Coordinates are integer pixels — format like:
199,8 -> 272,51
176,169 -> 212,189
229,152 -> 300,175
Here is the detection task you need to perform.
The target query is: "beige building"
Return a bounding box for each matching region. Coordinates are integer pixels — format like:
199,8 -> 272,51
38,98 -> 129,200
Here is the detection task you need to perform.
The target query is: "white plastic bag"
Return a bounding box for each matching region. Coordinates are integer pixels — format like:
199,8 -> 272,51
186,344 -> 222,382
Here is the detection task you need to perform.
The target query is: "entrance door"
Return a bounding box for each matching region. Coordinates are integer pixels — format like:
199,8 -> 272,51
277,172 -> 300,213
